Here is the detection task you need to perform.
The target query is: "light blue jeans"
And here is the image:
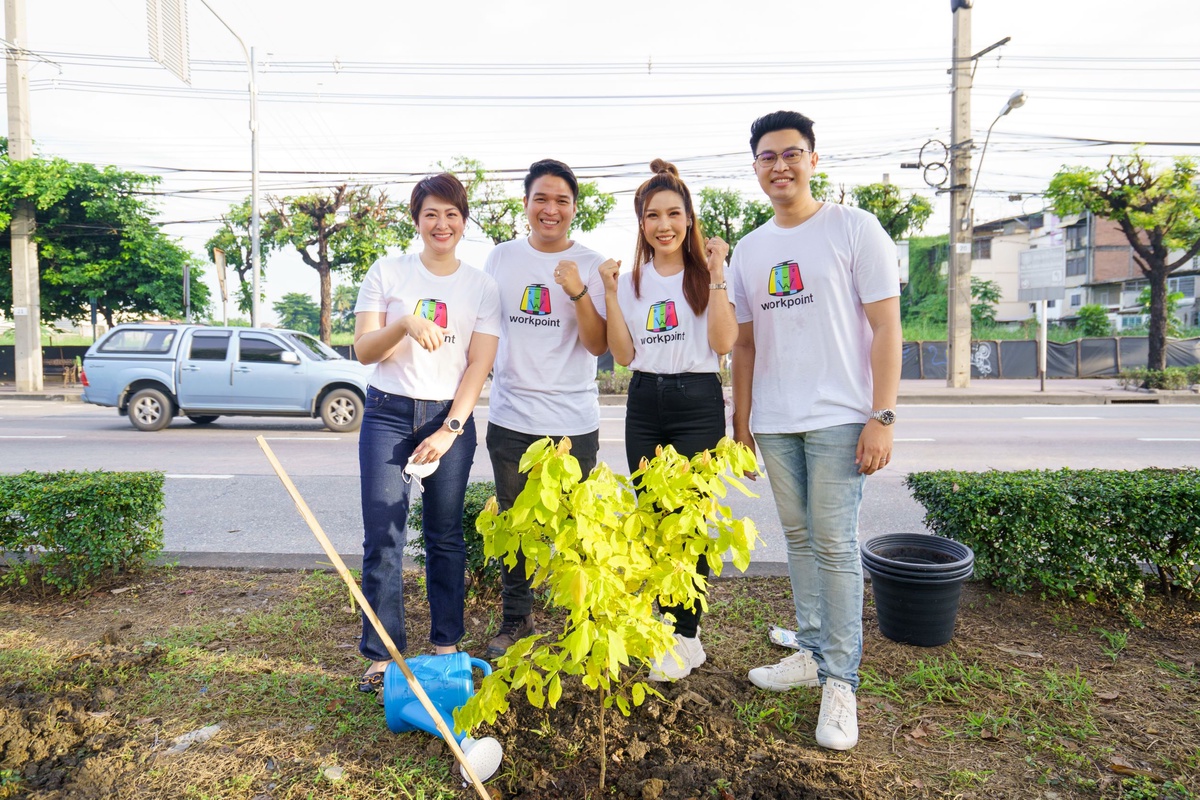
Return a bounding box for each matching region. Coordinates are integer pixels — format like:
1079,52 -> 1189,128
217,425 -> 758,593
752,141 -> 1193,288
756,423 -> 865,689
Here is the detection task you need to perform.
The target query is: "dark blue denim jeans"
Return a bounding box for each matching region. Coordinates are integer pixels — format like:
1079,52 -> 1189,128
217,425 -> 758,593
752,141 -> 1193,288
626,371 -> 726,638
358,386 -> 477,660
486,423 -> 599,618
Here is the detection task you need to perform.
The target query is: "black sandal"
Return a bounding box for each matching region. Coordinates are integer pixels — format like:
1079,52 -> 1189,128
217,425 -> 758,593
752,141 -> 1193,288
357,665 -> 388,693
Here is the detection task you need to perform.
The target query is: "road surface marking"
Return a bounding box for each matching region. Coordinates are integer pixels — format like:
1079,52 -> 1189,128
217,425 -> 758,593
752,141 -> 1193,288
895,438 -> 935,442
1138,438 -> 1200,442
0,435 -> 66,439
260,437 -> 342,441
599,438 -> 624,443
166,474 -> 234,479
1022,416 -> 1101,420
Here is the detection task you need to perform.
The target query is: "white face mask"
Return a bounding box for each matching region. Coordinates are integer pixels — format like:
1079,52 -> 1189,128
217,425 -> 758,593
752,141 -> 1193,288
404,457 -> 439,480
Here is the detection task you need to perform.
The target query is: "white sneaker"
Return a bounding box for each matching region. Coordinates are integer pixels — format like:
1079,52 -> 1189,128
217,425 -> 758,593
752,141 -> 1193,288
747,649 -> 820,692
647,634 -> 706,681
815,678 -> 859,750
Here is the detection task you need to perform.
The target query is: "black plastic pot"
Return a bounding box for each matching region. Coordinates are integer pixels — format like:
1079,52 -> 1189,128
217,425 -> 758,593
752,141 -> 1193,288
862,533 -> 975,647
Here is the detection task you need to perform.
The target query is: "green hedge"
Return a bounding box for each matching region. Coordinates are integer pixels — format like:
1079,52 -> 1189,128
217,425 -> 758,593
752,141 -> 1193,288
0,470 -> 165,594
409,481 -> 500,594
905,469 -> 1200,602
1117,366 -> 1200,390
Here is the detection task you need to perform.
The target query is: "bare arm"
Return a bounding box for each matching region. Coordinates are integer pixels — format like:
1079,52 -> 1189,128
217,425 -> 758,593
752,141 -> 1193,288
600,260 -> 634,366
411,332 -> 500,463
554,258 -> 608,356
353,310 -> 445,364
855,296 -> 902,475
704,237 -> 737,356
731,320 -> 757,476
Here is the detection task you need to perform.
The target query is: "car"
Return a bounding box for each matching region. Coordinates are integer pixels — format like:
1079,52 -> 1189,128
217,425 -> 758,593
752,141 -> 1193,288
81,324 -> 372,432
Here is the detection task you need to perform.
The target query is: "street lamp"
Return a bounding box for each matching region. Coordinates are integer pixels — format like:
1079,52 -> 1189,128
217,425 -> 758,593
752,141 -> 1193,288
965,90 -> 1027,227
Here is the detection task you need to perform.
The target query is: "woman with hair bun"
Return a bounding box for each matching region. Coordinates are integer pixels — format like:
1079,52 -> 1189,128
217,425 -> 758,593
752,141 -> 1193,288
599,159 -> 737,681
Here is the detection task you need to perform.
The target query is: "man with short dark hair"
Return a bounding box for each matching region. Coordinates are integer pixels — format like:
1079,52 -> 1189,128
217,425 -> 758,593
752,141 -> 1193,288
730,111 -> 902,751
483,159 -> 615,658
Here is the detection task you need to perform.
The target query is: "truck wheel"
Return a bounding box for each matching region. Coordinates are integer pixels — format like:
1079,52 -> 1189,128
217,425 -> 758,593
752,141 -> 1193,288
320,388 -> 363,433
187,415 -> 220,425
129,388 -> 175,431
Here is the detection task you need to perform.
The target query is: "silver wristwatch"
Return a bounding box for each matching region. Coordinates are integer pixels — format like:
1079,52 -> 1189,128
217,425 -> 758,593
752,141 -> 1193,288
870,408 -> 896,426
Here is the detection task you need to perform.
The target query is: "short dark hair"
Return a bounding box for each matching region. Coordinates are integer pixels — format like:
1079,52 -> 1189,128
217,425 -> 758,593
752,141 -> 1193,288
410,173 -> 470,221
523,159 -> 579,201
749,111 -> 816,155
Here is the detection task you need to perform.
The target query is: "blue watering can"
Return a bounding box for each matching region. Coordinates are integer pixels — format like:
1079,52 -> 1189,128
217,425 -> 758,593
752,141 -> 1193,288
384,654 -> 503,782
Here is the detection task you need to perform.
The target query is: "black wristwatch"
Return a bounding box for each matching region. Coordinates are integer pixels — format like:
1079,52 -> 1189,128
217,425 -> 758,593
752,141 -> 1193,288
870,409 -> 896,426
445,417 -> 465,436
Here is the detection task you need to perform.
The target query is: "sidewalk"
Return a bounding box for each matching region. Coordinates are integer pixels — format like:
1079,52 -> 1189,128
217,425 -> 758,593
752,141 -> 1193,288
2,378 -> 1198,405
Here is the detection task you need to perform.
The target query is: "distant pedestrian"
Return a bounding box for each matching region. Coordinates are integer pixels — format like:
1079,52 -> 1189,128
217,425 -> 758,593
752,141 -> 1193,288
352,173 -> 501,693
730,111 -> 901,750
483,159 -> 618,659
600,159 -> 736,681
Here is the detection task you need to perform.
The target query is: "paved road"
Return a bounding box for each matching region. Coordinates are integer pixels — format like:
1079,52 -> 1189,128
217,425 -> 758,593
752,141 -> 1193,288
3,401 -> 1198,571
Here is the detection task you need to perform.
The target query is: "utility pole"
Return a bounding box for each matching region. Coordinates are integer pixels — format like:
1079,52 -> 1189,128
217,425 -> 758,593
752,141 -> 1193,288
5,0 -> 41,391
947,0 -> 973,389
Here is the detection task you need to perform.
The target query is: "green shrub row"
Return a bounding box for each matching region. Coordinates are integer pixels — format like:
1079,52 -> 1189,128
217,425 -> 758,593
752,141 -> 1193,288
1117,366 -> 1200,390
905,469 -> 1200,602
409,481 -> 500,594
0,470 -> 165,594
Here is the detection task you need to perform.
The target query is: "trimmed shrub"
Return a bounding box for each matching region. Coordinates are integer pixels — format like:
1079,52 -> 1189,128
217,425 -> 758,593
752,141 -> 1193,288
409,481 -> 499,594
1117,367 -> 1192,390
906,469 -> 1200,602
596,367 -> 633,395
0,470 -> 165,594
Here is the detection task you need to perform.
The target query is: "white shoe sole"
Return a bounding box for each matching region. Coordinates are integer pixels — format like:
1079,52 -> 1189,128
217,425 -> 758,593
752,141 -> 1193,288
748,671 -> 820,692
647,650 -> 706,682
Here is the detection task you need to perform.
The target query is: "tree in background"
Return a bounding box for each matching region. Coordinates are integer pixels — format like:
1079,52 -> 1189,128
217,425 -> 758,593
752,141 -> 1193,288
1137,286 -> 1185,337
266,185 -> 412,343
697,188 -> 774,257
273,292 -> 320,335
206,197 -> 270,315
0,147 -> 208,325
850,183 -> 934,241
1075,304 -> 1113,337
970,279 -> 1002,327
1046,153 -> 1200,370
331,283 -> 359,335
440,156 -> 616,244
902,235 -> 948,322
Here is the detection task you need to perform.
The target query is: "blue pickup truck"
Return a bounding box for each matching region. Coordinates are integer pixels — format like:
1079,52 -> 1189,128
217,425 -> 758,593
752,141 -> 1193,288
81,324 -> 372,432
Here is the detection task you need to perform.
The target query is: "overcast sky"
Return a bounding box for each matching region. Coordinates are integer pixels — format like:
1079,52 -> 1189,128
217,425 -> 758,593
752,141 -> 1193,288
14,0 -> 1200,322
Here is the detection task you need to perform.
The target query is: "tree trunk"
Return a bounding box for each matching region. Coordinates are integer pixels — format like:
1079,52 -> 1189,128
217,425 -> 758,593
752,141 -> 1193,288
1147,266 -> 1169,372
318,262 -> 332,344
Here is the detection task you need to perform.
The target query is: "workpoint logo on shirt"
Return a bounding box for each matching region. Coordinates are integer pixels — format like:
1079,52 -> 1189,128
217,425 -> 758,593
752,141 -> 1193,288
414,298 -> 447,327
645,300 -> 678,332
760,260 -> 815,311
510,283 -> 561,328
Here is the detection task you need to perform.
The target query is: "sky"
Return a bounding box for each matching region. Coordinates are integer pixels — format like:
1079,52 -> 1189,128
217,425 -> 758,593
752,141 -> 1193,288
12,0 -> 1200,323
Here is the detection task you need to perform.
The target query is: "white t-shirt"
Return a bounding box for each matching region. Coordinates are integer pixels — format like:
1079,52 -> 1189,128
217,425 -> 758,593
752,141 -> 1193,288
484,238 -> 608,435
354,253 -> 502,400
616,262 -> 728,375
730,203 -> 899,434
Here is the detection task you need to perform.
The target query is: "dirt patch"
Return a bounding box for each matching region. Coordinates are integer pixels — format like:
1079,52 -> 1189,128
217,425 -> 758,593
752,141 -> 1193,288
1,569 -> 1197,799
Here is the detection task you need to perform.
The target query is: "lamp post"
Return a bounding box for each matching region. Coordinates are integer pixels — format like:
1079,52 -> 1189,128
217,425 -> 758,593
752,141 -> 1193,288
198,1 -> 261,328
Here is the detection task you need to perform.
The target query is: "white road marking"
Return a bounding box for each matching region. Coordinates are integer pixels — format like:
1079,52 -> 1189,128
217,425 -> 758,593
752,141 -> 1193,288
166,474 -> 234,479
599,438 -> 625,443
1137,438 -> 1200,442
261,437 -> 342,441
895,438 -> 935,442
1022,416 -> 1101,420
0,435 -> 66,439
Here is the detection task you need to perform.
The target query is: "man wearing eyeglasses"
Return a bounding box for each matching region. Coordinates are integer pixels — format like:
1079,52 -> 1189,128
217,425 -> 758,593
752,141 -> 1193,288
729,110 -> 902,751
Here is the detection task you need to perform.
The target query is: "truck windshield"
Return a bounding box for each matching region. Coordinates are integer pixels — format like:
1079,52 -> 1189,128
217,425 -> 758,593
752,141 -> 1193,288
286,332 -> 343,361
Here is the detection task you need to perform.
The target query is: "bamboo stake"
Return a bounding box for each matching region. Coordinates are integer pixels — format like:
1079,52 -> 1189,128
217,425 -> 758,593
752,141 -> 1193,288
256,436 -> 491,800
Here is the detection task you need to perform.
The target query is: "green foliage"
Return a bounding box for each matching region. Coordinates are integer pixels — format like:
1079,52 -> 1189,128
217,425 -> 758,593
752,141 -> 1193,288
1119,775 -> 1195,800
906,469 -> 1200,602
408,481 -> 499,594
595,366 -> 633,395
456,437 -> 760,741
206,197 -> 270,315
904,273 -> 1001,329
850,183 -> 934,241
1046,153 -> 1200,370
331,284 -> 360,335
0,471 -> 164,594
1117,367 -> 1197,390
1138,286 -> 1186,337
698,187 -> 775,256
273,292 -> 321,335
1076,304 -> 1113,337
0,152 -> 209,325
970,278 -> 1002,326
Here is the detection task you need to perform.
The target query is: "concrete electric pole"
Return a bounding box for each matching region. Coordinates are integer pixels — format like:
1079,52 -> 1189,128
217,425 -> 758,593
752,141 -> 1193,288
5,0 -> 42,391
947,0 -> 973,389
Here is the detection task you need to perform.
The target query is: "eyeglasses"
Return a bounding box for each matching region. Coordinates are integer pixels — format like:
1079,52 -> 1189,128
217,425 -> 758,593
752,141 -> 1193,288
753,148 -> 811,168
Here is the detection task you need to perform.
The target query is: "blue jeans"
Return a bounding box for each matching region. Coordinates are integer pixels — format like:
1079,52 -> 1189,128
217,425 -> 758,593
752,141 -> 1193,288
358,386 -> 477,660
756,424 -> 865,689
625,371 -> 725,638
487,422 -> 599,617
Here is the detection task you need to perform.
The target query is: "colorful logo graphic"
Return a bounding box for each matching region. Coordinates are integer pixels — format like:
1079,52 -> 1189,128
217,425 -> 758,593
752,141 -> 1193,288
520,284 -> 552,316
768,261 -> 803,297
645,300 -> 679,332
414,298 -> 447,327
